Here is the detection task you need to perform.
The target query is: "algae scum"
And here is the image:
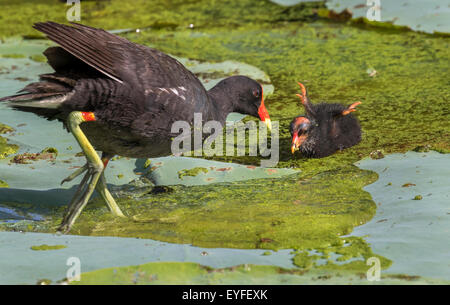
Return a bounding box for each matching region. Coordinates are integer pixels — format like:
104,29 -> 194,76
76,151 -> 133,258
0,0 -> 449,284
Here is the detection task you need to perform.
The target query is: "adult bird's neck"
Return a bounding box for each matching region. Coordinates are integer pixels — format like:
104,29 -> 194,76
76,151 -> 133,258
207,83 -> 236,123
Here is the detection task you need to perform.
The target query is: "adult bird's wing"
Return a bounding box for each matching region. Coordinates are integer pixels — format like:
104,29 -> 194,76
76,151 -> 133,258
33,21 -> 210,126
33,22 -> 135,83
33,22 -> 205,93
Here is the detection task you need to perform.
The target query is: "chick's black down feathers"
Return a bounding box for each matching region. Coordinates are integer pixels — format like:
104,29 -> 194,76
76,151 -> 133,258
290,83 -> 362,158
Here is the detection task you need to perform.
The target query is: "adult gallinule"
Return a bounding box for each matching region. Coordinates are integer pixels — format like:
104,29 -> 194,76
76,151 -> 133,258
0,22 -> 272,232
290,82 -> 361,158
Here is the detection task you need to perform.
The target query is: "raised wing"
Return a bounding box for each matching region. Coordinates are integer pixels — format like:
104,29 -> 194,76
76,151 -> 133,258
34,22 -> 205,94
33,22 -> 135,83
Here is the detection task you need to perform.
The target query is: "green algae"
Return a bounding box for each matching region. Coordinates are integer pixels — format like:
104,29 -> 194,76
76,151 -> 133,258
10,150 -> 57,164
71,262 -> 309,285
8,147 -> 58,164
413,145 -> 432,153
28,54 -> 46,63
36,279 -> 52,285
30,244 -> 67,251
369,150 -> 385,160
41,147 -> 58,156
290,236 -> 391,272
143,159 -> 152,169
0,136 -> 18,160
350,17 -> 417,34
178,167 -> 209,180
0,124 -> 18,163
0,124 -> 18,162
8,165 -> 389,271
71,261 -> 449,285
0,54 -> 26,59
0,179 -> 7,188
0,0 -> 323,38
63,169 -> 377,250
291,251 -> 320,269
0,123 -> 14,134
317,236 -> 390,272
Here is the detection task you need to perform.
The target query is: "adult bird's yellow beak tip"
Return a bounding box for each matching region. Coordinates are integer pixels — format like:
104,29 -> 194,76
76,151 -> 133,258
265,118 -> 272,132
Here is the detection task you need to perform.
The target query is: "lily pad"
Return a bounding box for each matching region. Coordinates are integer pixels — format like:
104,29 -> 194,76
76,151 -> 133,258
72,261 -> 449,285
326,0 -> 450,34
354,151 -> 450,281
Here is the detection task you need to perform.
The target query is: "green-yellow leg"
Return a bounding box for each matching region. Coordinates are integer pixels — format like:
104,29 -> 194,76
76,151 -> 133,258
58,111 -> 123,233
96,170 -> 124,217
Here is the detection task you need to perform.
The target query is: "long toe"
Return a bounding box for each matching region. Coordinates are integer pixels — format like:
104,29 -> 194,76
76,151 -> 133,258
58,166 -> 103,233
60,163 -> 88,185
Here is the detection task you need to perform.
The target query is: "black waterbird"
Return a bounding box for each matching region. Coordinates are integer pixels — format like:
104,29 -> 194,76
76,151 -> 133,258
0,22 -> 272,232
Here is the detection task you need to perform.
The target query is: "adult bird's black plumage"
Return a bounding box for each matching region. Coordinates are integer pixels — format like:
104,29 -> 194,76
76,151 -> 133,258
0,21 -> 272,232
290,82 -> 362,158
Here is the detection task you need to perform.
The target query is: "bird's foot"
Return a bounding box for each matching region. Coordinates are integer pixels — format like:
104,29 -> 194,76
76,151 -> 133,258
58,162 -> 103,233
58,166 -> 125,233
342,101 -> 361,116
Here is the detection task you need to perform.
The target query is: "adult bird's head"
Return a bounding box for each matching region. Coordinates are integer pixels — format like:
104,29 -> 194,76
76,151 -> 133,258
209,75 -> 271,131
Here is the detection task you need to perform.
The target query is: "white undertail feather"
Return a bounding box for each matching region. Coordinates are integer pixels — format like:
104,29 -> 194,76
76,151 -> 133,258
8,91 -> 74,109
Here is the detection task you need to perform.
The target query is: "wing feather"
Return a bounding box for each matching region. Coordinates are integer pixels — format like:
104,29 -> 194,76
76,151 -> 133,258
33,21 -> 129,83
32,21 -> 208,112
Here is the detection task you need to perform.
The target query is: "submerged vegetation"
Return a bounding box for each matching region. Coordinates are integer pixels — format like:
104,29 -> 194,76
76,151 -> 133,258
72,261 -> 449,285
0,123 -> 18,160
178,167 -> 209,179
0,0 -> 448,282
30,244 -> 67,251
2,166 -> 389,272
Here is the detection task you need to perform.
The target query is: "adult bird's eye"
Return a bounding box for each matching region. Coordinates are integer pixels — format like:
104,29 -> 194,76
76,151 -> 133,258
253,90 -> 260,98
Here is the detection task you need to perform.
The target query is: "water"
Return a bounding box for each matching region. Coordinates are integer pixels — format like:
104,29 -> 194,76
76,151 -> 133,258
0,231 -> 295,285
272,0 -> 450,34
354,151 -> 450,280
327,0 -> 450,33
